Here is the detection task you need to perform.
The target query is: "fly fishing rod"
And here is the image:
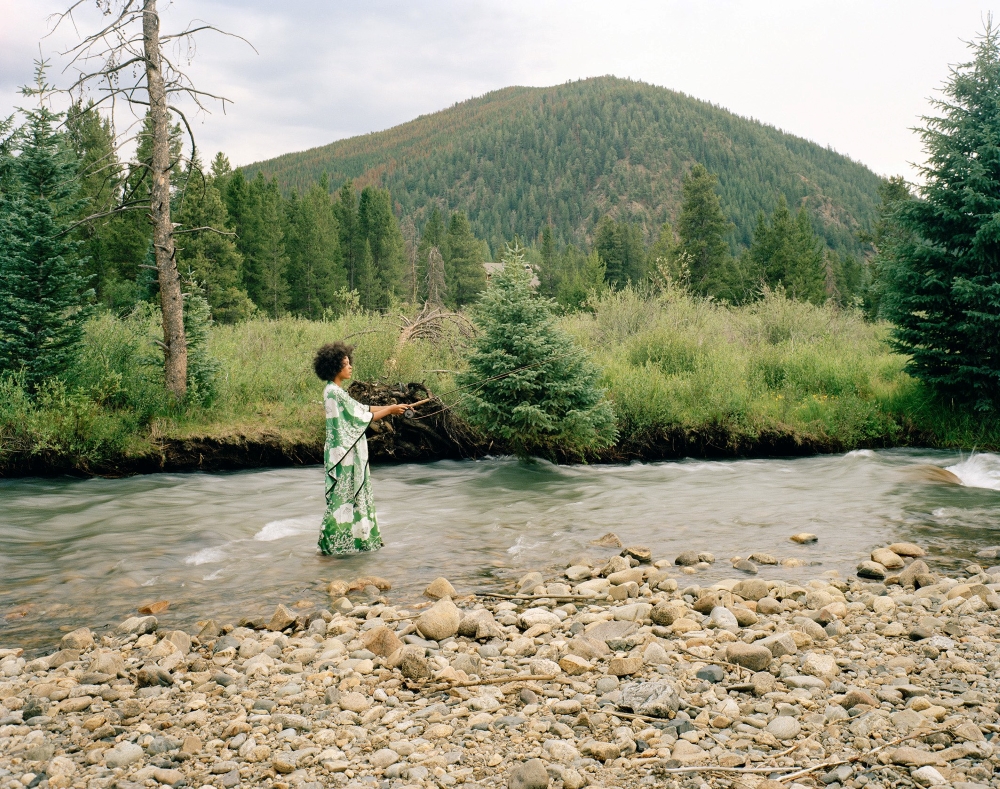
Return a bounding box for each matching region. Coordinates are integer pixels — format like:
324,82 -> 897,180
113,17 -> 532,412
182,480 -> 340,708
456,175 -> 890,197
403,348 -> 585,420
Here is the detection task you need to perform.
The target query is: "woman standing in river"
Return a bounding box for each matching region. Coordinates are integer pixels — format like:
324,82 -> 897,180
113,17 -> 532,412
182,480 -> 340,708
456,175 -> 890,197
314,342 -> 428,555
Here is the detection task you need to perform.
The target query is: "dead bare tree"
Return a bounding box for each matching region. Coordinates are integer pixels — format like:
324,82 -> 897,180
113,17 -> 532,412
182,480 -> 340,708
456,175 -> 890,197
50,0 -> 251,399
426,246 -> 446,307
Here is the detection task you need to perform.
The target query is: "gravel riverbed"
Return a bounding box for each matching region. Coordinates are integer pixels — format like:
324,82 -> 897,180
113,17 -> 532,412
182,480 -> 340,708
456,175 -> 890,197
2,535 -> 1000,789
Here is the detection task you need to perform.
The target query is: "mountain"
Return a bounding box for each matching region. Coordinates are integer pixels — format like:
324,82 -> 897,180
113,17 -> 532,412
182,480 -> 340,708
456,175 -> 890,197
243,76 -> 882,254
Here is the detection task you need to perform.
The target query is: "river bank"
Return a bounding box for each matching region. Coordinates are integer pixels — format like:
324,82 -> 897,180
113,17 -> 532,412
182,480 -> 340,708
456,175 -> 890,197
4,290 -> 999,479
3,537 -> 1000,789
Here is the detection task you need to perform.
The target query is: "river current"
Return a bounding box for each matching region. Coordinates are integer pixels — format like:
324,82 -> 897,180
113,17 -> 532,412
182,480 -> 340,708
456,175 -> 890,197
2,449 -> 999,653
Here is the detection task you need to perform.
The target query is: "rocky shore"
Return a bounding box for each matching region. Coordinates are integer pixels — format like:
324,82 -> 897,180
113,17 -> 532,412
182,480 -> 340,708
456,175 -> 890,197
3,536 -> 1000,789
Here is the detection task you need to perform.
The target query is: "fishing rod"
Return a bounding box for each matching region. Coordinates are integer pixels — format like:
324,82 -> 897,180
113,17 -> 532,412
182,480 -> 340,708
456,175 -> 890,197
403,348 -> 586,420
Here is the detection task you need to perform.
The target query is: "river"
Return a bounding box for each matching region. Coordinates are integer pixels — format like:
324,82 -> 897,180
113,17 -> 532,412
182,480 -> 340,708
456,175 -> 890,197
2,449 -> 999,654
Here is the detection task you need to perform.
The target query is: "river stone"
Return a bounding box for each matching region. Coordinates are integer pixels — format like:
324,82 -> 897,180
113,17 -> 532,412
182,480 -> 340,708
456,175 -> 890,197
618,680 -> 680,717
105,742 -> 144,769
911,766 -> 948,786
608,656 -> 643,676
416,598 -> 461,641
565,565 -> 592,582
590,532 -> 623,548
891,747 -> 945,767
116,616 -> 158,636
624,545 -> 652,563
584,741 -> 621,762
559,655 -> 592,675
709,606 -> 739,633
643,642 -> 670,665
872,595 -> 896,615
674,551 -> 701,566
613,602 -> 652,621
424,577 -> 456,599
576,578 -> 611,597
871,547 -> 905,569
749,552 -> 779,565
790,533 -> 818,544
600,556 -> 631,577
726,643 -> 772,671
889,542 -> 927,557
508,758 -> 549,789
371,748 -> 399,769
733,559 -> 758,574
607,568 -> 645,585
756,597 -> 782,614
518,607 -> 561,630
766,716 -> 801,741
568,636 -> 609,660
758,632 -> 797,657
857,561 -> 887,579
650,601 -> 682,626
361,626 -> 403,657
733,579 -> 769,601
61,628 -> 94,650
267,604 -> 296,632
801,652 -> 840,679
750,671 -> 776,695
732,607 -> 759,627
899,559 -> 931,588
397,647 -> 430,679
152,768 -> 185,786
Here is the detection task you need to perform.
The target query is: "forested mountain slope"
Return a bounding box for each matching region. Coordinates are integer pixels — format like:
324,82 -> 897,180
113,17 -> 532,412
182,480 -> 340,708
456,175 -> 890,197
244,77 -> 882,253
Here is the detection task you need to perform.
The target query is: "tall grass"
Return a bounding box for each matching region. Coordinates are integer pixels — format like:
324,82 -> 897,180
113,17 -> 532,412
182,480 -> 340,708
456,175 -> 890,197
1,290 -> 997,472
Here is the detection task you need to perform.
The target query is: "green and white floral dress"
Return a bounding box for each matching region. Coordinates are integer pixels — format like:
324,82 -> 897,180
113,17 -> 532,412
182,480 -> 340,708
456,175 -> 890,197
318,382 -> 383,555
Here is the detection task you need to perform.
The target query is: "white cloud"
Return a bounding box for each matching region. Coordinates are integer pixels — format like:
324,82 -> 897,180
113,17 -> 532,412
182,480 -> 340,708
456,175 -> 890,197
0,0 -> 995,180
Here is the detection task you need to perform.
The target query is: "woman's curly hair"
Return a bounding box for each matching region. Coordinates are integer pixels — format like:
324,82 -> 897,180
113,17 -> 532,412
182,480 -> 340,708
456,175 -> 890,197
314,342 -> 354,382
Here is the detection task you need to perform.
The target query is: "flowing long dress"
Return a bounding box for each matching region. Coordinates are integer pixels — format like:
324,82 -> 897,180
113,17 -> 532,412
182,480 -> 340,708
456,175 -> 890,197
318,382 -> 383,555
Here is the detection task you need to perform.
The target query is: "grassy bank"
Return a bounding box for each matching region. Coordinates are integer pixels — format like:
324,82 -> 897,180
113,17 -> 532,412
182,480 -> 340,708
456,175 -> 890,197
1,290 -> 997,475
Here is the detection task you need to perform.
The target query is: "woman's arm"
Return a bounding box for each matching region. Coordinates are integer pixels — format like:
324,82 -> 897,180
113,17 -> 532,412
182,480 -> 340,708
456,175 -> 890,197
369,398 -> 432,421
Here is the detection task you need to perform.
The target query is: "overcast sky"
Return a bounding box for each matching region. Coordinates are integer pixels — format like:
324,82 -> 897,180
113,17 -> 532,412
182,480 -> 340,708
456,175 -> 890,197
1,1 -> 996,181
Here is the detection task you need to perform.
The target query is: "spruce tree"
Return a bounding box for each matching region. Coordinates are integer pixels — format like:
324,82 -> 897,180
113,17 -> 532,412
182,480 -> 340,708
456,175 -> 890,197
742,196 -> 825,303
676,163 -> 733,296
286,183 -> 343,317
458,243 -> 616,460
0,88 -> 93,390
887,23 -> 1000,410
358,186 -> 404,309
443,210 -> 486,307
860,176 -> 913,319
173,161 -> 254,323
594,216 -> 646,287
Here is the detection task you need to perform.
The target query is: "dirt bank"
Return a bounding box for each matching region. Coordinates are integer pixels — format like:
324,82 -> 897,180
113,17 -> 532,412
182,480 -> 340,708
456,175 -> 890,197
0,383 -> 923,479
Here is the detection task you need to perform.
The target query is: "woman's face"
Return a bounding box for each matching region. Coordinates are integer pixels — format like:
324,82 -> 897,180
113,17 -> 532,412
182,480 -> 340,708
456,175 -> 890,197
340,356 -> 353,380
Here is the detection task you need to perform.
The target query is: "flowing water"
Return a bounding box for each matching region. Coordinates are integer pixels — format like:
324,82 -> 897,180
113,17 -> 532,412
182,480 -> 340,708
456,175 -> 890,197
2,449 -> 1000,654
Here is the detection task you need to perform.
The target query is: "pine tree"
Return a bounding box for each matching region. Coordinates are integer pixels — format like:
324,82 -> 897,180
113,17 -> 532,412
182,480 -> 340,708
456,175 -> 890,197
443,210 -> 486,307
65,101 -> 120,301
675,164 -> 733,296
358,186 -> 404,309
333,180 -> 364,291
860,176 -> 913,319
741,196 -> 825,303
594,216 -> 646,287
0,81 -> 93,390
285,183 -> 343,317
887,22 -> 1000,410
173,161 -> 254,323
457,243 -> 616,460
539,223 -> 557,297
